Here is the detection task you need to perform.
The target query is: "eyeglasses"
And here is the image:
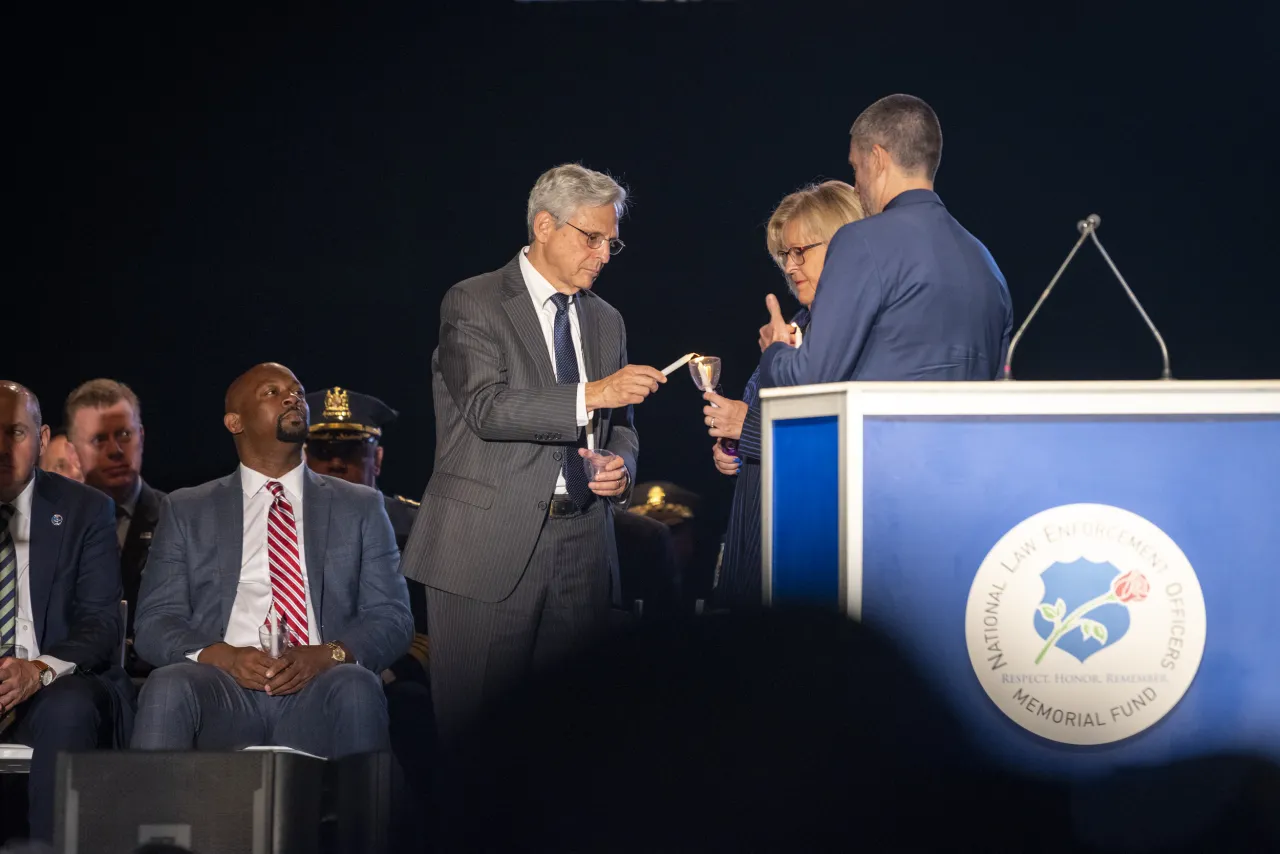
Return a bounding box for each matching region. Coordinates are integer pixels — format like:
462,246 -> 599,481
776,241 -> 825,267
566,222 -> 626,256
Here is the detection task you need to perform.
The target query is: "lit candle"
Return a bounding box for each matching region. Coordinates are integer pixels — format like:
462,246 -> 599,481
661,352 -> 699,377
698,359 -> 714,390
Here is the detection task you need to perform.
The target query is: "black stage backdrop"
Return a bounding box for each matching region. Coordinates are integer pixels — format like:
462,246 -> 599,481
10,3 -> 1278,531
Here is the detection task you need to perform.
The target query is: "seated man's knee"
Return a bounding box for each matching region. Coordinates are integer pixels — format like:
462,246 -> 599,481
29,676 -> 99,733
137,663 -> 206,710
323,666 -> 386,711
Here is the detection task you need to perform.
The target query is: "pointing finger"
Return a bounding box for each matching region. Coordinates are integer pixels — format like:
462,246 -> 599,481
765,293 -> 785,324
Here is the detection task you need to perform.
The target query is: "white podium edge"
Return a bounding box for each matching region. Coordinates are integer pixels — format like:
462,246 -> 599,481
761,380 -> 1280,620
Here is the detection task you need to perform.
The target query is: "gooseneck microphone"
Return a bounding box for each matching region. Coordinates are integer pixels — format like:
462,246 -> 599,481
1000,214 -> 1173,380
1083,216 -> 1173,380
1000,217 -> 1095,380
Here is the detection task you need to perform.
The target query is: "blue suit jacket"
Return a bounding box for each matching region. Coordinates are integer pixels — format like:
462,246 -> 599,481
134,466 -> 414,673
760,190 -> 1012,387
27,469 -> 134,741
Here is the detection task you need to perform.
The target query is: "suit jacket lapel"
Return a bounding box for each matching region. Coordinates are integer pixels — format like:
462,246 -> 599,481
302,468 -> 329,625
500,257 -> 557,385
578,293 -> 607,384
29,471 -> 64,647
122,480 -> 161,551
214,473 -> 243,632
120,480 -> 160,592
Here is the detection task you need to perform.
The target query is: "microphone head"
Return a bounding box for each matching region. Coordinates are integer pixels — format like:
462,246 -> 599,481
1076,213 -> 1102,233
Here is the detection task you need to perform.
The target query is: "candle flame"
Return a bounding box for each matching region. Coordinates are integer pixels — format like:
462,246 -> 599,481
698,360 -> 713,388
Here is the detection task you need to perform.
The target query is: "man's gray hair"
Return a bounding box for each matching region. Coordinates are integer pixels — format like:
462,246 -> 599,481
526,163 -> 628,241
849,94 -> 944,180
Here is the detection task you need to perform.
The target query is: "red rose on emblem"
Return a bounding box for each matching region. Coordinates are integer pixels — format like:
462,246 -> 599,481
1112,571 -> 1150,603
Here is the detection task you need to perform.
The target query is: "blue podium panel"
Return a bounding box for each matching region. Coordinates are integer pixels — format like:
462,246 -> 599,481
770,415 -> 841,608
861,415 -> 1280,778
762,381 -> 1280,782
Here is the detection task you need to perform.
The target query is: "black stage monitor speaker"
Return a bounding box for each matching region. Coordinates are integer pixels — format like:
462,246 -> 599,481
329,751 -> 399,854
54,750 -> 325,854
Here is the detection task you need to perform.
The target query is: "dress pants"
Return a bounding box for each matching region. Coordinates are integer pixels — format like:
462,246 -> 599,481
11,672 -> 113,842
428,499 -> 613,741
130,662 -> 389,757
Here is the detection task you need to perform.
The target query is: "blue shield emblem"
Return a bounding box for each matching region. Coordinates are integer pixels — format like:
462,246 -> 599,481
1033,558 -> 1130,663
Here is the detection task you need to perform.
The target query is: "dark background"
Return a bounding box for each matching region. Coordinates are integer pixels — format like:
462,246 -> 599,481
11,3 -> 1277,531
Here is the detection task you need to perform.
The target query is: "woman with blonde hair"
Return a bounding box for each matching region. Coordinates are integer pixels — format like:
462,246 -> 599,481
704,181 -> 865,610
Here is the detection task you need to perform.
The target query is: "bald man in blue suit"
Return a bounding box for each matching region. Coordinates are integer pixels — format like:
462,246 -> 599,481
760,95 -> 1011,387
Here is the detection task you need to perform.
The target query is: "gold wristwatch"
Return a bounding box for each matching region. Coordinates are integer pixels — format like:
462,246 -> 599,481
325,641 -> 348,664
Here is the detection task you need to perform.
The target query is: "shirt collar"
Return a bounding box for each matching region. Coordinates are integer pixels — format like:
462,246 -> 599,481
117,476 -> 143,519
5,477 -> 35,524
883,188 -> 943,212
519,246 -> 571,310
239,461 -> 307,500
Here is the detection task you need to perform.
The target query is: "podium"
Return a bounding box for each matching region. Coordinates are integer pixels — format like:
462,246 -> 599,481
760,380 -> 1280,778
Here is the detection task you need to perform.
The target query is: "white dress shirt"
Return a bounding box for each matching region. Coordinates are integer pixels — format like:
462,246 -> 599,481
519,247 -> 595,495
4,479 -> 76,680
189,462 -> 320,662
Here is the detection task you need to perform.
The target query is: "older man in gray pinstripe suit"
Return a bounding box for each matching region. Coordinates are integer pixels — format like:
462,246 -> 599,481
402,164 -> 666,738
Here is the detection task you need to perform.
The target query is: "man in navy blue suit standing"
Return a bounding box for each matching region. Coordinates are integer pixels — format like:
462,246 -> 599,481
759,94 -> 1012,385
0,381 -> 132,843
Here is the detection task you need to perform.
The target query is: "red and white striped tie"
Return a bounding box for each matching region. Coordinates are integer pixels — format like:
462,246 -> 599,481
265,481 -> 308,647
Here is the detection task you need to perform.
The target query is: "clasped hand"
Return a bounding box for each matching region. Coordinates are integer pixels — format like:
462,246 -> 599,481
205,643 -> 335,696
711,440 -> 741,477
0,657 -> 42,712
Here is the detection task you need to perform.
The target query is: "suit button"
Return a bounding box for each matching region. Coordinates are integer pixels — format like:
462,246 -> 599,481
537,500 -> 548,511
553,451 -> 563,461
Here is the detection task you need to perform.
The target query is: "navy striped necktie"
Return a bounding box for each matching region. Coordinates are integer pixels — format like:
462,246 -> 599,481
0,504 -> 17,653
550,293 -> 592,508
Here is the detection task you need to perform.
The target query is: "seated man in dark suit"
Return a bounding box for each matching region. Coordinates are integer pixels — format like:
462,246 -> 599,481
63,379 -> 167,677
0,381 -> 133,842
130,363 -> 414,758
759,94 -> 1013,387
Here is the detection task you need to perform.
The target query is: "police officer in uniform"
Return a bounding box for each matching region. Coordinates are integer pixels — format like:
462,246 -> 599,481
304,386 -> 427,648
305,386 -> 433,822
304,386 -> 420,550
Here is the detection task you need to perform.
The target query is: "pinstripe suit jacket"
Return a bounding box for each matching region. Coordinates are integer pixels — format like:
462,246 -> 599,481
715,308 -> 809,610
401,254 -> 639,603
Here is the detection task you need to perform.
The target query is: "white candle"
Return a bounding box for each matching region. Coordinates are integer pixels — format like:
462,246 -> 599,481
661,352 -> 698,377
698,360 -> 714,389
